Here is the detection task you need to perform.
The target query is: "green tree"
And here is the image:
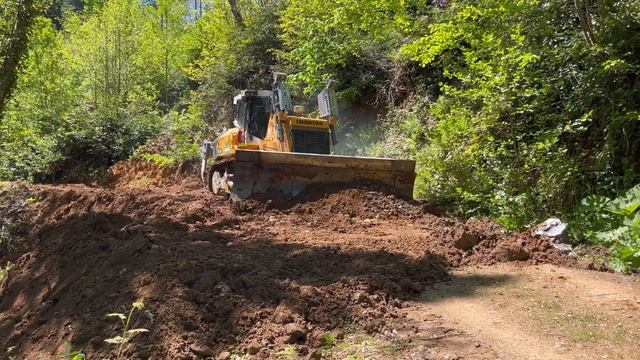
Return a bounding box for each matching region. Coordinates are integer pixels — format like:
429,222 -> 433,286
0,0 -> 52,117
280,0 -> 427,105
0,17 -> 74,180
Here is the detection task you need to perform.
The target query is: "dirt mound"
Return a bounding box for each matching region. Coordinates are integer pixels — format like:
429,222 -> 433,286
241,185 -> 572,268
238,183 -> 441,219
105,160 -> 201,189
0,168 -> 576,359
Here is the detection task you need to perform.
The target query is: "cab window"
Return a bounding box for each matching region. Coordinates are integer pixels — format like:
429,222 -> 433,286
247,97 -> 270,139
235,101 -> 247,128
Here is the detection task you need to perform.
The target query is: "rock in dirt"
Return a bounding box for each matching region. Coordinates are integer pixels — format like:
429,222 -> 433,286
299,285 -> 320,298
454,231 -> 481,250
552,242 -> 576,256
284,323 -> 307,343
246,341 -> 261,355
190,344 -> 215,357
492,243 -> 530,262
272,303 -> 296,324
353,291 -> 370,304
217,351 -> 231,360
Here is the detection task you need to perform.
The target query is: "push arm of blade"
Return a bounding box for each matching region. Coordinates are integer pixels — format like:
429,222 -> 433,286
276,118 -> 285,142
201,141 -> 214,185
330,125 -> 338,145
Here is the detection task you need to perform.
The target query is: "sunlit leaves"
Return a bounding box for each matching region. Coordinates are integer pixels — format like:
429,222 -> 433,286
280,0 -> 412,92
104,336 -> 126,344
106,313 -> 127,321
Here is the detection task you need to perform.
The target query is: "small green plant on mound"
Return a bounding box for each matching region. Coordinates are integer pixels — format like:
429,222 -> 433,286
105,300 -> 149,360
5,346 -> 15,360
59,341 -> 85,360
0,262 -> 12,285
574,184 -> 640,272
275,345 -> 297,358
319,332 -> 337,350
344,355 -> 364,360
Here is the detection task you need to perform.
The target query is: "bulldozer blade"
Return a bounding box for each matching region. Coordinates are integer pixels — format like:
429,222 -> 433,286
230,150 -> 416,200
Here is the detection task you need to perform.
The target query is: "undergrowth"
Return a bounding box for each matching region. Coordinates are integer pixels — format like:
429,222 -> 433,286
571,184 -> 640,272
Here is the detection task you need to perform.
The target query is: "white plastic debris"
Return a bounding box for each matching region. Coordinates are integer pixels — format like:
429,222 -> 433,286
533,218 -> 568,244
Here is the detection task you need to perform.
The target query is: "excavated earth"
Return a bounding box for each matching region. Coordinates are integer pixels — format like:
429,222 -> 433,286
0,161 -> 575,359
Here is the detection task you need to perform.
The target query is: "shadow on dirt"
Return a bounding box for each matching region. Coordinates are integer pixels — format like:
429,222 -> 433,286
0,210 -> 511,359
418,273 -> 514,303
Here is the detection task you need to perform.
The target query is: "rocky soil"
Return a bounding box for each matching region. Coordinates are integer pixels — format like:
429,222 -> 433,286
0,161 -> 577,359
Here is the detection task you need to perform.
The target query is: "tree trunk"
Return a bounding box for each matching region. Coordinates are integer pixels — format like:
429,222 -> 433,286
574,0 -> 596,46
0,0 -> 38,118
227,0 -> 245,28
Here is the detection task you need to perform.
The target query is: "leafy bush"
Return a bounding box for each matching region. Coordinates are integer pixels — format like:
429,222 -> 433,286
134,109 -> 206,165
573,185 -> 640,272
50,107 -> 162,180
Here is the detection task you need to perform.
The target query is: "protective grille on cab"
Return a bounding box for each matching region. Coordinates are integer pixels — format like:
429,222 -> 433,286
291,129 -> 331,154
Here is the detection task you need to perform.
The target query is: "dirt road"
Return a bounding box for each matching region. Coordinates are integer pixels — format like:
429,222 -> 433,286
0,161 -> 638,359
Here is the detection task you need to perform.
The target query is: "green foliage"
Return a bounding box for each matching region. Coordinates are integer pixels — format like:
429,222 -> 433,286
54,106 -> 163,179
189,0 -> 282,127
0,17 -> 73,180
281,0 -> 410,92
334,120 -> 382,157
166,110 -> 206,161
139,153 -> 173,167
573,185 -> 640,272
134,109 -> 206,164
0,0 -> 198,181
105,300 -> 149,360
279,0 -> 432,105
0,0 -> 53,116
373,0 -> 640,229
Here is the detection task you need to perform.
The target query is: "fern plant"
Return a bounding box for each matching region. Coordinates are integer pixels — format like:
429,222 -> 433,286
576,184 -> 640,272
105,300 -> 149,360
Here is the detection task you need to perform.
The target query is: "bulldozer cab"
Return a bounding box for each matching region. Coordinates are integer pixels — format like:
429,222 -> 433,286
234,90 -> 272,140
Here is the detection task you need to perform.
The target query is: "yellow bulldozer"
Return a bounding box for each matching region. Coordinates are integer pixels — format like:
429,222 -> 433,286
200,72 -> 415,200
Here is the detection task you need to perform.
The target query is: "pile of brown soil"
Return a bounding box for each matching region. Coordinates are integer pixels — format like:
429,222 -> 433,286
0,162 -> 575,359
105,160 -> 201,189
